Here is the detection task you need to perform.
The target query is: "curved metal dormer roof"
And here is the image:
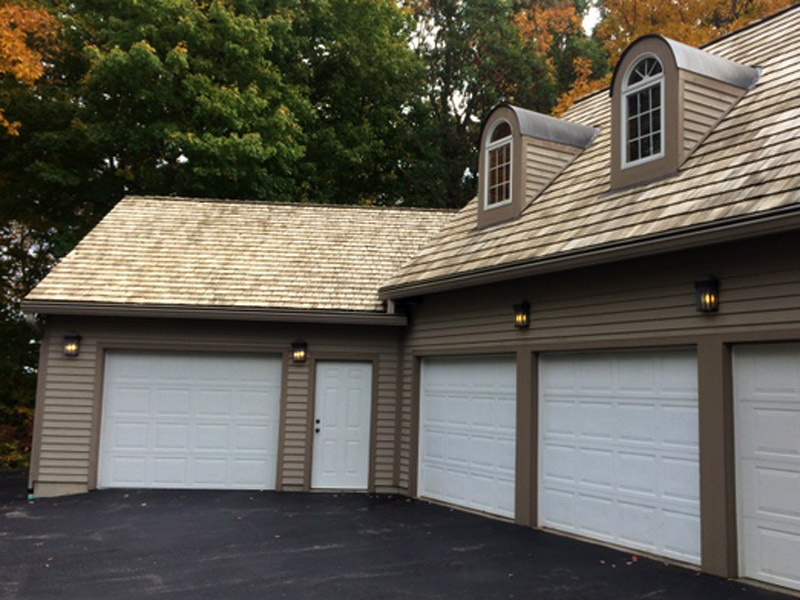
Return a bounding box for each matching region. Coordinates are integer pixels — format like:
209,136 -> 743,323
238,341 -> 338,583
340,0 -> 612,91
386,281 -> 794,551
610,35 -> 761,95
484,103 -> 600,149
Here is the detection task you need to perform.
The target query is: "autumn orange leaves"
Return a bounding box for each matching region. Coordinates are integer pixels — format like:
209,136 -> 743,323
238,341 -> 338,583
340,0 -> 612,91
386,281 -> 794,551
0,0 -> 57,135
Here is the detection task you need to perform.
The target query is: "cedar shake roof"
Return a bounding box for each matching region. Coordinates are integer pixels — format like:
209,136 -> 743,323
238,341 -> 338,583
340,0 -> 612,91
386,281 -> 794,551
382,6 -> 800,297
26,196 -> 452,313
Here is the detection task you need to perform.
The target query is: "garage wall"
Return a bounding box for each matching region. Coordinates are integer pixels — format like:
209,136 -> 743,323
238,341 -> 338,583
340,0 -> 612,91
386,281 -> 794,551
398,232 -> 800,489
397,232 -> 800,578
31,317 -> 402,496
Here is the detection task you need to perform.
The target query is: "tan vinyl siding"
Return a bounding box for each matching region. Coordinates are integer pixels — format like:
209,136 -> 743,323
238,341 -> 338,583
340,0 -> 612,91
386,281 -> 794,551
281,362 -> 311,490
681,74 -> 745,161
33,318 -> 402,495
524,139 -> 582,205
395,233 -> 800,486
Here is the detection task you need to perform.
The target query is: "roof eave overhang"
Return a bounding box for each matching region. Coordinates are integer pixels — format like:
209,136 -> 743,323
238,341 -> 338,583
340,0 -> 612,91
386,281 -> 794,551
380,205 -> 800,300
21,300 -> 408,327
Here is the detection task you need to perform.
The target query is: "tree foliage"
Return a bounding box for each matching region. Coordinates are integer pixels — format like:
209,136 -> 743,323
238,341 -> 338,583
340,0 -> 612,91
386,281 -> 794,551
402,0 -> 597,207
555,0 -> 798,115
0,0 -> 57,134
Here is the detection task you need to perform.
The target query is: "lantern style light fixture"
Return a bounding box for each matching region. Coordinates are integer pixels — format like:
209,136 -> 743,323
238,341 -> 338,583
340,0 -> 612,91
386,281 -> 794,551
513,300 -> 531,329
291,340 -> 308,363
63,333 -> 81,357
695,276 -> 720,313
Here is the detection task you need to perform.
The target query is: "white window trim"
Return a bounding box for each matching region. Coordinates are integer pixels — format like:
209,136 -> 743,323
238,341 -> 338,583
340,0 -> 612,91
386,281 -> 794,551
483,120 -> 514,210
621,53 -> 665,170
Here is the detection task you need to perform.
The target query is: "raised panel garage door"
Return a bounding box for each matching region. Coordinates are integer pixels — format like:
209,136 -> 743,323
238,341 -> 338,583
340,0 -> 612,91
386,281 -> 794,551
539,349 -> 700,564
99,351 -> 282,490
419,356 -> 516,518
735,344 -> 800,592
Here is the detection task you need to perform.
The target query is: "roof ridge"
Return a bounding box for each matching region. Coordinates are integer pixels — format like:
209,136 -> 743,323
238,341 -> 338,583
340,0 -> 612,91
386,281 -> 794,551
126,195 -> 456,213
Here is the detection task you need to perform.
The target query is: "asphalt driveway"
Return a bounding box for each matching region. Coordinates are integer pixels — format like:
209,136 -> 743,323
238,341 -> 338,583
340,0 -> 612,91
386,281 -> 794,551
0,472 -> 792,599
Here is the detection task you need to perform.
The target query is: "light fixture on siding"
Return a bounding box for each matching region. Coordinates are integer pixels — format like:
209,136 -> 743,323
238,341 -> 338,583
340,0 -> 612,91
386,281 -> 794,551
291,340 -> 308,363
63,333 -> 81,357
695,276 -> 720,313
513,301 -> 531,329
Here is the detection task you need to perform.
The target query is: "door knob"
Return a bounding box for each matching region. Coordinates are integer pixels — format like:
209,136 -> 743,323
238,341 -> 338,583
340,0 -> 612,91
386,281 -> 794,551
315,419 -> 320,424
315,427 -> 320,433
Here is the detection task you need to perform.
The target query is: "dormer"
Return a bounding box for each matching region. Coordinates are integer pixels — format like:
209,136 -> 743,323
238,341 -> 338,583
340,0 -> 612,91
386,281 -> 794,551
610,36 -> 759,189
478,104 -> 598,229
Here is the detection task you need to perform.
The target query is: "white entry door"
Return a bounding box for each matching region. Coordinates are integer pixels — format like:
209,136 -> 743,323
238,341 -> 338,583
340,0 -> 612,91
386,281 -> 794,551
539,349 -> 700,564
418,356 -> 517,518
311,361 -> 373,490
99,351 -> 282,490
734,344 -> 800,592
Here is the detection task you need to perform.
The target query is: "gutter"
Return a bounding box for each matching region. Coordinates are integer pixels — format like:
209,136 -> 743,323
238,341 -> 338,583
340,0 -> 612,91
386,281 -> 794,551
20,300 -> 408,327
380,204 -> 800,300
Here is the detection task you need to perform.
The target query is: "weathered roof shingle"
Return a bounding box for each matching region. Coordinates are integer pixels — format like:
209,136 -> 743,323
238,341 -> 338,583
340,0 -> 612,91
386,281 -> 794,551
27,197 -> 452,313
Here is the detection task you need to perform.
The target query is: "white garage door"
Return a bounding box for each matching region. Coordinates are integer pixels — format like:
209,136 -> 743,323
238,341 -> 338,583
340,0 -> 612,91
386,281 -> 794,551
735,344 -> 800,592
539,349 -> 700,564
419,356 -> 516,518
99,351 -> 282,490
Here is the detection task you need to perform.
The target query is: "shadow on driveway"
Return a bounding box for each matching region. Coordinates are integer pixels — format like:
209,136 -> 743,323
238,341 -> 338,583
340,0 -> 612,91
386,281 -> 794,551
0,471 -> 791,599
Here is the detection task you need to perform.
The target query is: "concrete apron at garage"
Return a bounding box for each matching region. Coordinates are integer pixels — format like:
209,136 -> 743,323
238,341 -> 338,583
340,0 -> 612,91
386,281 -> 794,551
0,472 -> 794,600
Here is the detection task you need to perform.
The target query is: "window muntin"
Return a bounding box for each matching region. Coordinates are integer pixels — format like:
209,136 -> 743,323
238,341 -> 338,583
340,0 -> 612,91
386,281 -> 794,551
485,120 -> 512,208
622,56 -> 664,167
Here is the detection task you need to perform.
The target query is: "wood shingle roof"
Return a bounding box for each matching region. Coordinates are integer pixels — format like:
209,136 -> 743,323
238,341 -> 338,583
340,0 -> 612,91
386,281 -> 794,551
26,196 -> 452,313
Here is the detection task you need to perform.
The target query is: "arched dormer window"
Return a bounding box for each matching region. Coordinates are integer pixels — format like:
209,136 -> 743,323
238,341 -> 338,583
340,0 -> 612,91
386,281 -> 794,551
485,120 -> 513,208
622,56 -> 664,168
610,36 -> 758,190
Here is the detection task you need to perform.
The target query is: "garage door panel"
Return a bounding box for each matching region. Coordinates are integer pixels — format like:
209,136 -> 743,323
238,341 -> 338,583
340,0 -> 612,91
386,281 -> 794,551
617,451 -> 656,495
544,400 -> 575,437
155,424 -> 187,449
617,403 -> 657,443
111,457 -> 145,484
579,402 -> 613,440
661,404 -> 699,448
543,443 -> 576,483
194,459 -> 226,484
735,344 -> 800,591
578,447 -> 614,488
152,457 -> 186,484
419,356 -> 516,518
662,509 -> 701,557
540,350 -> 700,565
116,388 -> 149,415
100,351 -> 281,490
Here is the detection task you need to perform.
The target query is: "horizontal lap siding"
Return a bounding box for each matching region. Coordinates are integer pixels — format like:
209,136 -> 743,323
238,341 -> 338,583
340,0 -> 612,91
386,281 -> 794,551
34,318 -> 401,493
682,74 -> 744,160
397,233 -> 800,490
525,140 -> 582,204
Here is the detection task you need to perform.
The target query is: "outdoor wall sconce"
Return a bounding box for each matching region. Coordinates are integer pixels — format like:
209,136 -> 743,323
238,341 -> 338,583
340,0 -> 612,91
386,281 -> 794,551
513,301 -> 531,329
63,333 -> 81,357
695,276 -> 720,313
291,340 -> 308,363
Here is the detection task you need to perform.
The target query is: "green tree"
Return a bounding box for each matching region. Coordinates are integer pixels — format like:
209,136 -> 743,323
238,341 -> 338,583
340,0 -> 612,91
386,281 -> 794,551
272,0 -> 426,204
402,0 -> 598,208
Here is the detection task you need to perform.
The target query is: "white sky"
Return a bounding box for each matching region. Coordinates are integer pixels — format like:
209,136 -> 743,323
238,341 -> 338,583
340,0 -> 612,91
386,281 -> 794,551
583,4 -> 601,34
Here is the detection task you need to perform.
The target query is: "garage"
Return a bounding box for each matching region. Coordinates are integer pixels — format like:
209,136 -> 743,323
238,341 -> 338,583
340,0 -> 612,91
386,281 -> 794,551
734,344 -> 800,592
98,351 -> 282,490
539,349 -> 700,564
418,356 -> 516,518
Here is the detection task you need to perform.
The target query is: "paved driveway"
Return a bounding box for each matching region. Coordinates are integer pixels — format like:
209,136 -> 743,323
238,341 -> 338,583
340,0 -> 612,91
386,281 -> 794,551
0,472 -> 791,599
